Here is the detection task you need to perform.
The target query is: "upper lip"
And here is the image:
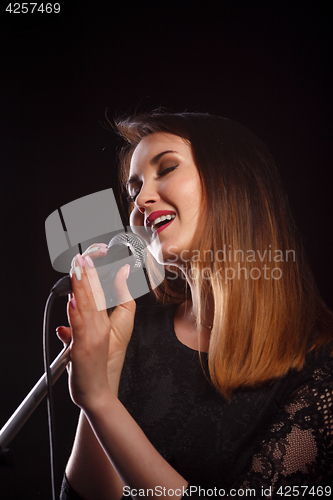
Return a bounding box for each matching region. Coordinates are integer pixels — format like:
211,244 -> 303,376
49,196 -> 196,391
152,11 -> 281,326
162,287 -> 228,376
145,210 -> 176,230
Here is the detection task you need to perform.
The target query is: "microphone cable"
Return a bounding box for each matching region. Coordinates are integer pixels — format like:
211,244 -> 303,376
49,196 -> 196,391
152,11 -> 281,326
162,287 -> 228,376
43,289 -> 58,500
44,275 -> 71,500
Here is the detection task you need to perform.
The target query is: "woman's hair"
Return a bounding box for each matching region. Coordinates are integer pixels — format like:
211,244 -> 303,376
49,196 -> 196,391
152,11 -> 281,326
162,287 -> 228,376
113,110 -> 333,397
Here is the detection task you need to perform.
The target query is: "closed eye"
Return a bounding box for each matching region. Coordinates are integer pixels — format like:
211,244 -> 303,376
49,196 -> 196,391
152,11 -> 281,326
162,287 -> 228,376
157,165 -> 178,177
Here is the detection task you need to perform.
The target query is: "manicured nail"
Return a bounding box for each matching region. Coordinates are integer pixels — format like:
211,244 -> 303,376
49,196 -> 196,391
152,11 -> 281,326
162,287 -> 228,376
87,246 -> 99,254
70,297 -> 77,309
76,253 -> 85,267
125,264 -> 130,279
99,247 -> 108,255
84,255 -> 94,268
74,266 -> 81,281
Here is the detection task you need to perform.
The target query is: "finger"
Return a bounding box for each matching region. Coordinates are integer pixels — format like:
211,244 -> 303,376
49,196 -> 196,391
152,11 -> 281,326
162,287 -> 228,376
66,285 -> 86,335
82,243 -> 108,258
70,244 -> 109,275
70,252 -> 86,278
112,264 -> 134,306
83,255 -> 107,311
70,254 -> 107,315
56,326 -> 72,344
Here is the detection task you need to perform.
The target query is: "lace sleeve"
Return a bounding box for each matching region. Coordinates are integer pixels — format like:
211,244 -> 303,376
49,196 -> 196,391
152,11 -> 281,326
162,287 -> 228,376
232,361 -> 333,496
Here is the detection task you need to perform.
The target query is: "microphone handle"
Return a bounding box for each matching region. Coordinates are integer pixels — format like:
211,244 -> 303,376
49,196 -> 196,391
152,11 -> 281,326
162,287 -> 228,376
0,344 -> 70,450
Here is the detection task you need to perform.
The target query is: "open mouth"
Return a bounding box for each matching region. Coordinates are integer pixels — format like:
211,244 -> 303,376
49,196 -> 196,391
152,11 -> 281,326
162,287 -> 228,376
151,214 -> 176,234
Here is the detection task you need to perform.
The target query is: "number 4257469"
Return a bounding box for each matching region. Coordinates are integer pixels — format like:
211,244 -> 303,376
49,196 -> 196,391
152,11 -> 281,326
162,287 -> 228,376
6,3 -> 60,13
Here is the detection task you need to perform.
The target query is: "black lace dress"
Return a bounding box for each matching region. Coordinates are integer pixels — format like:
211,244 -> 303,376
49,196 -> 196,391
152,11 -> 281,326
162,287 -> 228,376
60,304 -> 333,499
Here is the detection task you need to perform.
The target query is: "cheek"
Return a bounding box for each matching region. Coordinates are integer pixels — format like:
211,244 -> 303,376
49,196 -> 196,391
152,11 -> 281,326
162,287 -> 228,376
163,173 -> 200,202
170,174 -> 202,215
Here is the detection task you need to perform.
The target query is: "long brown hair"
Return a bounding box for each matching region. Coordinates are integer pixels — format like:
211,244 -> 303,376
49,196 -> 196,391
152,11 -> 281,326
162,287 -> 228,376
113,111 -> 333,397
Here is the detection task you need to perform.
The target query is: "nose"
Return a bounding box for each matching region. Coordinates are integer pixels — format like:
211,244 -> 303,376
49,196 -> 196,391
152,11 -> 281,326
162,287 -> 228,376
135,181 -> 159,213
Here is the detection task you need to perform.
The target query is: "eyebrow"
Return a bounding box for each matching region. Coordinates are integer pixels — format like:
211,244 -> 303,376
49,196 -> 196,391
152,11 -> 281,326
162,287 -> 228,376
126,150 -> 177,190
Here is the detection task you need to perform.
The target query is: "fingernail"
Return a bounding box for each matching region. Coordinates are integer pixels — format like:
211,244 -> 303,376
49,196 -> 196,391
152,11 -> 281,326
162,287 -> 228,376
87,246 -> 99,254
99,247 -> 108,255
84,255 -> 94,268
70,297 -> 77,309
76,253 -> 85,267
125,264 -> 130,279
74,266 -> 81,281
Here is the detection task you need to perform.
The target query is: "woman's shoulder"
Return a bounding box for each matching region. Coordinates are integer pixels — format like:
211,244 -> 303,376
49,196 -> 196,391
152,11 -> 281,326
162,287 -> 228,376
300,344 -> 333,381
277,344 -> 333,408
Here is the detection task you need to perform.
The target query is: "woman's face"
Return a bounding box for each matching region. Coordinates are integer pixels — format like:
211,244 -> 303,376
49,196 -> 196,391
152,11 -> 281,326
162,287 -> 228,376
128,132 -> 203,267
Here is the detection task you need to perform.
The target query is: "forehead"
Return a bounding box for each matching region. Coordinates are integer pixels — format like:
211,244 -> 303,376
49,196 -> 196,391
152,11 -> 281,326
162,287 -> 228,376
129,132 -> 191,173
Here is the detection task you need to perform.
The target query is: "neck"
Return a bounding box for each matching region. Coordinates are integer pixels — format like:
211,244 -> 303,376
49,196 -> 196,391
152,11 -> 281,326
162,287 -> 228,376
184,271 -> 215,329
173,270 -> 214,353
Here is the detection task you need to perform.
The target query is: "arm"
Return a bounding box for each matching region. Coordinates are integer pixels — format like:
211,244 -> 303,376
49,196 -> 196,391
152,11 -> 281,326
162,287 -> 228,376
231,363 -> 333,494
83,392 -> 188,494
64,411 -> 125,500
60,252 -> 188,499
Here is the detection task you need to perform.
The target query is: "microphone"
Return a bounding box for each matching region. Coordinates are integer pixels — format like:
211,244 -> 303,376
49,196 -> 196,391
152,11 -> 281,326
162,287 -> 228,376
50,232 -> 147,297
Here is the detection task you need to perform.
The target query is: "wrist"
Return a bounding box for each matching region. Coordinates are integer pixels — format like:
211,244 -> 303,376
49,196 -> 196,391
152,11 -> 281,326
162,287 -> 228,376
81,387 -> 117,418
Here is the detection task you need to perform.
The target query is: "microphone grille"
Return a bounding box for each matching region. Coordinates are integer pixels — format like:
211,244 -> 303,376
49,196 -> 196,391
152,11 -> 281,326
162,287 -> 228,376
108,232 -> 146,268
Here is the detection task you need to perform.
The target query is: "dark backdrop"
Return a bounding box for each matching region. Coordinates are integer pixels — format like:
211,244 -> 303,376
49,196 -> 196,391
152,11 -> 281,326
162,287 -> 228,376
0,1 -> 332,498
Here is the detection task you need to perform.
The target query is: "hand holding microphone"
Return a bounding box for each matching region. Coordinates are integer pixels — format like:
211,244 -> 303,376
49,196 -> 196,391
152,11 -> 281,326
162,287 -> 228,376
57,240 -> 137,401
0,190 -> 163,453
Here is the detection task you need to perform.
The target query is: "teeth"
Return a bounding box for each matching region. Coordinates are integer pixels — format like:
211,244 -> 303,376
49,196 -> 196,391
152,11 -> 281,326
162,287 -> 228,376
151,214 -> 175,232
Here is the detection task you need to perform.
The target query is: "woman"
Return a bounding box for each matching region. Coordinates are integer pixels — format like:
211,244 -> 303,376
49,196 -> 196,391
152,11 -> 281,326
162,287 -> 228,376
58,112 -> 333,499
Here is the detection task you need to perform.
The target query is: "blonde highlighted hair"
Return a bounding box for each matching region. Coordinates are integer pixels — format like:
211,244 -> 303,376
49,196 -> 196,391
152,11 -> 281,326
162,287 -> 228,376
113,111 -> 333,397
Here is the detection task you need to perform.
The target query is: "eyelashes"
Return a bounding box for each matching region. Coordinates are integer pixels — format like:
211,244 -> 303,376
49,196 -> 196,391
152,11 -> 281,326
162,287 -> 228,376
126,165 -> 178,203
159,165 -> 178,176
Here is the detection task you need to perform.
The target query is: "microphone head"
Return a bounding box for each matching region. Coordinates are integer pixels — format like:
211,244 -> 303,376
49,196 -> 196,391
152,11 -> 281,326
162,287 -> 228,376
107,232 -> 147,269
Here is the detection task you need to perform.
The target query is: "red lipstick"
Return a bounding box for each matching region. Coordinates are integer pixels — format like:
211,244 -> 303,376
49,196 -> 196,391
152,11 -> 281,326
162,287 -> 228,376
145,210 -> 176,236
145,210 -> 176,229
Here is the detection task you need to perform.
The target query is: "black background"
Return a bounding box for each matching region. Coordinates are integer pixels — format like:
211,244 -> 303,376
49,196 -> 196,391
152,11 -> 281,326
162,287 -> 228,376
0,1 -> 332,498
